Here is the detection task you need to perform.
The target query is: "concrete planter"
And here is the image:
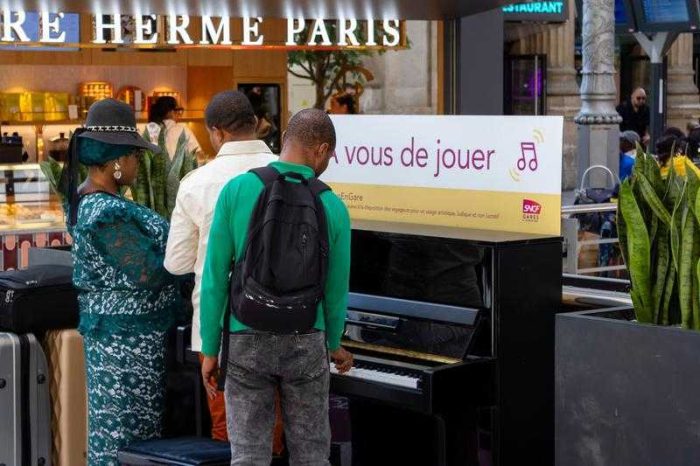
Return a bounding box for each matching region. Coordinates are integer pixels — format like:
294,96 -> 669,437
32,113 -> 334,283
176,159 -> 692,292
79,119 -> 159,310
555,307 -> 700,466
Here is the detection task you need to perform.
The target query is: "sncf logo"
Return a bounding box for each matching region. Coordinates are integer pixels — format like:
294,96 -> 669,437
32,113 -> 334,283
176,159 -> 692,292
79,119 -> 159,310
522,199 -> 542,222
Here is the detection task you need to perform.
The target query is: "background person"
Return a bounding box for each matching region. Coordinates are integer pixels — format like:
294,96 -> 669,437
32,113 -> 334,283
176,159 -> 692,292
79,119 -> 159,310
200,109 -> 353,466
686,126 -> 700,162
619,130 -> 640,182
61,99 -> 183,465
148,96 -> 203,161
617,88 -> 650,143
164,90 -> 282,449
329,93 -> 357,115
655,133 -> 700,178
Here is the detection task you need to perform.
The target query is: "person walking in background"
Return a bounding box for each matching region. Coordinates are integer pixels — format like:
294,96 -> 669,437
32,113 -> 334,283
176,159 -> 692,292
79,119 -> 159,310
61,99 -> 183,465
617,88 -> 650,144
164,90 -> 282,448
200,109 -> 353,465
147,96 -> 203,161
619,130 -> 640,182
686,125 -> 700,162
656,133 -> 700,179
329,93 -> 358,115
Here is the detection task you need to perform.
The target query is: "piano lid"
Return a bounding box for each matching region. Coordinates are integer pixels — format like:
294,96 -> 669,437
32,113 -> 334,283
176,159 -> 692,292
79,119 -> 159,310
350,228 -> 489,309
352,219 -> 561,246
346,228 -> 491,361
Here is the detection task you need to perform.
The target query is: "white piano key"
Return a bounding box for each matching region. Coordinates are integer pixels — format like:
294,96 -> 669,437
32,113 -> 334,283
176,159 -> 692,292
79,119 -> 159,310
330,364 -> 419,389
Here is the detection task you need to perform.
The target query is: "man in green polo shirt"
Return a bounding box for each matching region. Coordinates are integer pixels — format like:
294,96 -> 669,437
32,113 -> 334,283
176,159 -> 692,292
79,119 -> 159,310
200,108 -> 353,465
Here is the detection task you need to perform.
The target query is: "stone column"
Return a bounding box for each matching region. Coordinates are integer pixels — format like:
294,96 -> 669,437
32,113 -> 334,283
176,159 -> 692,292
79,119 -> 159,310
543,0 -> 581,190
575,0 -> 621,188
666,33 -> 700,130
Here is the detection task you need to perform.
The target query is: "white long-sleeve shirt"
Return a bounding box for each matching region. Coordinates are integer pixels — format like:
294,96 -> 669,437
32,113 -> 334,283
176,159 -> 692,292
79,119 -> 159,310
164,140 -> 276,351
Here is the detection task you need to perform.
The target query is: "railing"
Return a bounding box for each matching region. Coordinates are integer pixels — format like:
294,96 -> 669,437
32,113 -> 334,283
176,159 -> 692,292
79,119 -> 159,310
561,203 -> 628,278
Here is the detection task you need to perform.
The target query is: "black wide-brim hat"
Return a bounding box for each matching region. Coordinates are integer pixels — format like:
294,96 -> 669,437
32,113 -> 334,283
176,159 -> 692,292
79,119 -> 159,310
78,98 -> 161,153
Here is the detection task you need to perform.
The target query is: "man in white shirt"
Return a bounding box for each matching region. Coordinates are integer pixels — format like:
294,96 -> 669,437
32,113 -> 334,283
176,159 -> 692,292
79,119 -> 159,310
164,90 -> 277,443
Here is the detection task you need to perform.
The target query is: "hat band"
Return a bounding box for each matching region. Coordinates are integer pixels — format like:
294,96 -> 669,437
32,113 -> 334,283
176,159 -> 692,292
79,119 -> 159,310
85,125 -> 138,133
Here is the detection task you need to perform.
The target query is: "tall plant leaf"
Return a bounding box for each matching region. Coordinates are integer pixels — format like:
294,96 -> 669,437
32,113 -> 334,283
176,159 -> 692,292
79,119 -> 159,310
670,180 -> 688,273
165,132 -> 188,219
617,204 -> 630,270
39,157 -> 62,197
679,205 -> 695,328
661,265 -> 676,325
619,181 -> 653,323
637,174 -> 672,226
651,223 -> 671,323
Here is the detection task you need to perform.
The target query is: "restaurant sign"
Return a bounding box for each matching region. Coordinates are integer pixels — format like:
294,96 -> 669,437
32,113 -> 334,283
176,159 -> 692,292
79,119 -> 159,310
0,11 -> 404,49
502,0 -> 568,22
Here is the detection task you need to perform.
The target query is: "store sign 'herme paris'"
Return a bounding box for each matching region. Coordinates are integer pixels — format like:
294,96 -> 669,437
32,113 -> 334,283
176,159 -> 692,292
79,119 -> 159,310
0,11 -> 403,48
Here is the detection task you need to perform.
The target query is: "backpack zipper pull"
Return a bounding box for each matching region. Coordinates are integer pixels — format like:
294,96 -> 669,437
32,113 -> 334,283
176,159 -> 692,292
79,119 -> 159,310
5,290 -> 14,303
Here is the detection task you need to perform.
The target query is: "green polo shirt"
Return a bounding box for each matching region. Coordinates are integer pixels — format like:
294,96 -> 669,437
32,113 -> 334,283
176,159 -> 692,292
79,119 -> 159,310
199,160 -> 351,357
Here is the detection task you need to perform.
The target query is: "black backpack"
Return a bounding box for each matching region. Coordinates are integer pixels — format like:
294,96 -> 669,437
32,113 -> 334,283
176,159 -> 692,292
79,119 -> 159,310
217,166 -> 330,389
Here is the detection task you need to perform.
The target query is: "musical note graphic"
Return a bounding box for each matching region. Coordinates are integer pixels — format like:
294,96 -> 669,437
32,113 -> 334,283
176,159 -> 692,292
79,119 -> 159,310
517,142 -> 539,172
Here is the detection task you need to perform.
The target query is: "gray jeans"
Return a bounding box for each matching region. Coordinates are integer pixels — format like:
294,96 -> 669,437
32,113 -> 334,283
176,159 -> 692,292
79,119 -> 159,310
224,330 -> 331,466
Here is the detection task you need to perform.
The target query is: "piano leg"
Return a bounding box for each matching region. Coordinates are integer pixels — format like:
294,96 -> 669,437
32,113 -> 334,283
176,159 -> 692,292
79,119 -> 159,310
434,415 -> 447,466
441,408 -> 480,466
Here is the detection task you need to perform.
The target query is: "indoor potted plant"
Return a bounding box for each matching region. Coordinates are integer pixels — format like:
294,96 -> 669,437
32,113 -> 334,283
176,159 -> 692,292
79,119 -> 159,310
555,151 -> 700,466
40,129 -> 197,220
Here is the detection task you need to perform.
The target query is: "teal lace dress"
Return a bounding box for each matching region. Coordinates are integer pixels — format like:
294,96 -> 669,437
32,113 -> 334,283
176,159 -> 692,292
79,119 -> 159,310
71,192 -> 181,466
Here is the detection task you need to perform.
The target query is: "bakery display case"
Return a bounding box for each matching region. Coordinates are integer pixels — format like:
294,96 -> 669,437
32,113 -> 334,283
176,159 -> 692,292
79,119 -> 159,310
0,163 -> 65,232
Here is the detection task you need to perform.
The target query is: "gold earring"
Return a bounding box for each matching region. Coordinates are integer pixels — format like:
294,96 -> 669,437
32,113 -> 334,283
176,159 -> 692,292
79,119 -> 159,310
113,162 -> 122,180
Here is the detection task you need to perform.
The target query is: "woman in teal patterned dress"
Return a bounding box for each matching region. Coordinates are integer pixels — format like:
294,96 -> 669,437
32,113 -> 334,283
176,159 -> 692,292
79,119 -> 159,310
62,99 -> 182,465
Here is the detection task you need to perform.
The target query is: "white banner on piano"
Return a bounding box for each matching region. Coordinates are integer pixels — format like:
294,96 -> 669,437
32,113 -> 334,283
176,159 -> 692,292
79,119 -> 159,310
323,115 -> 563,235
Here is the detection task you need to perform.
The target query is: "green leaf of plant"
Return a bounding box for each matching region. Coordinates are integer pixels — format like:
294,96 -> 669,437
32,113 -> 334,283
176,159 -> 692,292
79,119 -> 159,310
679,207 -> 695,328
637,173 -> 672,226
651,223 -> 670,323
661,264 -> 676,325
670,180 -> 688,273
619,181 -> 653,323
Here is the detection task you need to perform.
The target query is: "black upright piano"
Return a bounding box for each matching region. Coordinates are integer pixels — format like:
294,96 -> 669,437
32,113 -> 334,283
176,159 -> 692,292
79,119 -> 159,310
331,220 -> 562,466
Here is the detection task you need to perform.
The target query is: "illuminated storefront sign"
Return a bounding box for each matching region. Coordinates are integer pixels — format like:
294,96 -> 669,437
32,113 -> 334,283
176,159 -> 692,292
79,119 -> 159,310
0,11 -> 404,49
502,1 -> 568,22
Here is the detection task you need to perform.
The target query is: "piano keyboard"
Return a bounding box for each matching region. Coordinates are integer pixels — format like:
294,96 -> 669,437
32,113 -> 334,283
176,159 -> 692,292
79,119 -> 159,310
330,357 -> 423,390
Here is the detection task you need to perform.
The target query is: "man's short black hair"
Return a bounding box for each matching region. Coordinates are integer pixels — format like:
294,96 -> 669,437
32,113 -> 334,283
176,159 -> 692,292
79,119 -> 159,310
204,91 -> 257,134
284,109 -> 336,151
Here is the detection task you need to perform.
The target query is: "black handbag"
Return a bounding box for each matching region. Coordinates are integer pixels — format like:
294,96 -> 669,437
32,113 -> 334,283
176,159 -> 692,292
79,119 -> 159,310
0,265 -> 79,333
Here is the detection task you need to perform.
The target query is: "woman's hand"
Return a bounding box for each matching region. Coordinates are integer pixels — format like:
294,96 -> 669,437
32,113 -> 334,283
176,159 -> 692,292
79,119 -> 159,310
201,355 -> 219,399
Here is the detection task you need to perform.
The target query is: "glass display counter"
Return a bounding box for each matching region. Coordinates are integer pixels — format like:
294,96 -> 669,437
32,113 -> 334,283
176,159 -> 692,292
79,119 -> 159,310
0,163 -> 70,270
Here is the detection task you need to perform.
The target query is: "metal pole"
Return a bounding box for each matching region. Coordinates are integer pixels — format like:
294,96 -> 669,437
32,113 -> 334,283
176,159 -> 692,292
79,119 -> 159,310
649,61 -> 664,149
633,32 -> 678,151
443,20 -> 458,115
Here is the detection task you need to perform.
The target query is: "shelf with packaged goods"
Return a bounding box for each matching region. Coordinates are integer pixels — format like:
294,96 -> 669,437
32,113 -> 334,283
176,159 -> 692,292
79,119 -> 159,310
1,115 -> 209,162
0,116 -> 206,126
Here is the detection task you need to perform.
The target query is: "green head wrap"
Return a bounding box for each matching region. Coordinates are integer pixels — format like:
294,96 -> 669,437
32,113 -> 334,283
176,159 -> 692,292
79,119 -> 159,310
78,138 -> 138,166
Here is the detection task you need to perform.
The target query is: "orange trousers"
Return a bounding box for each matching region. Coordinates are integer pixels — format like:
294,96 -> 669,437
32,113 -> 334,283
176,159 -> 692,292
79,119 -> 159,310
199,355 -> 285,455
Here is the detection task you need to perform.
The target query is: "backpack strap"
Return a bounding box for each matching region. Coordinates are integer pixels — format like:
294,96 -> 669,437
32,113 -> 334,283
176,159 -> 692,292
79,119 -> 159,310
307,178 -> 331,197
307,178 -> 331,295
249,166 -> 280,186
